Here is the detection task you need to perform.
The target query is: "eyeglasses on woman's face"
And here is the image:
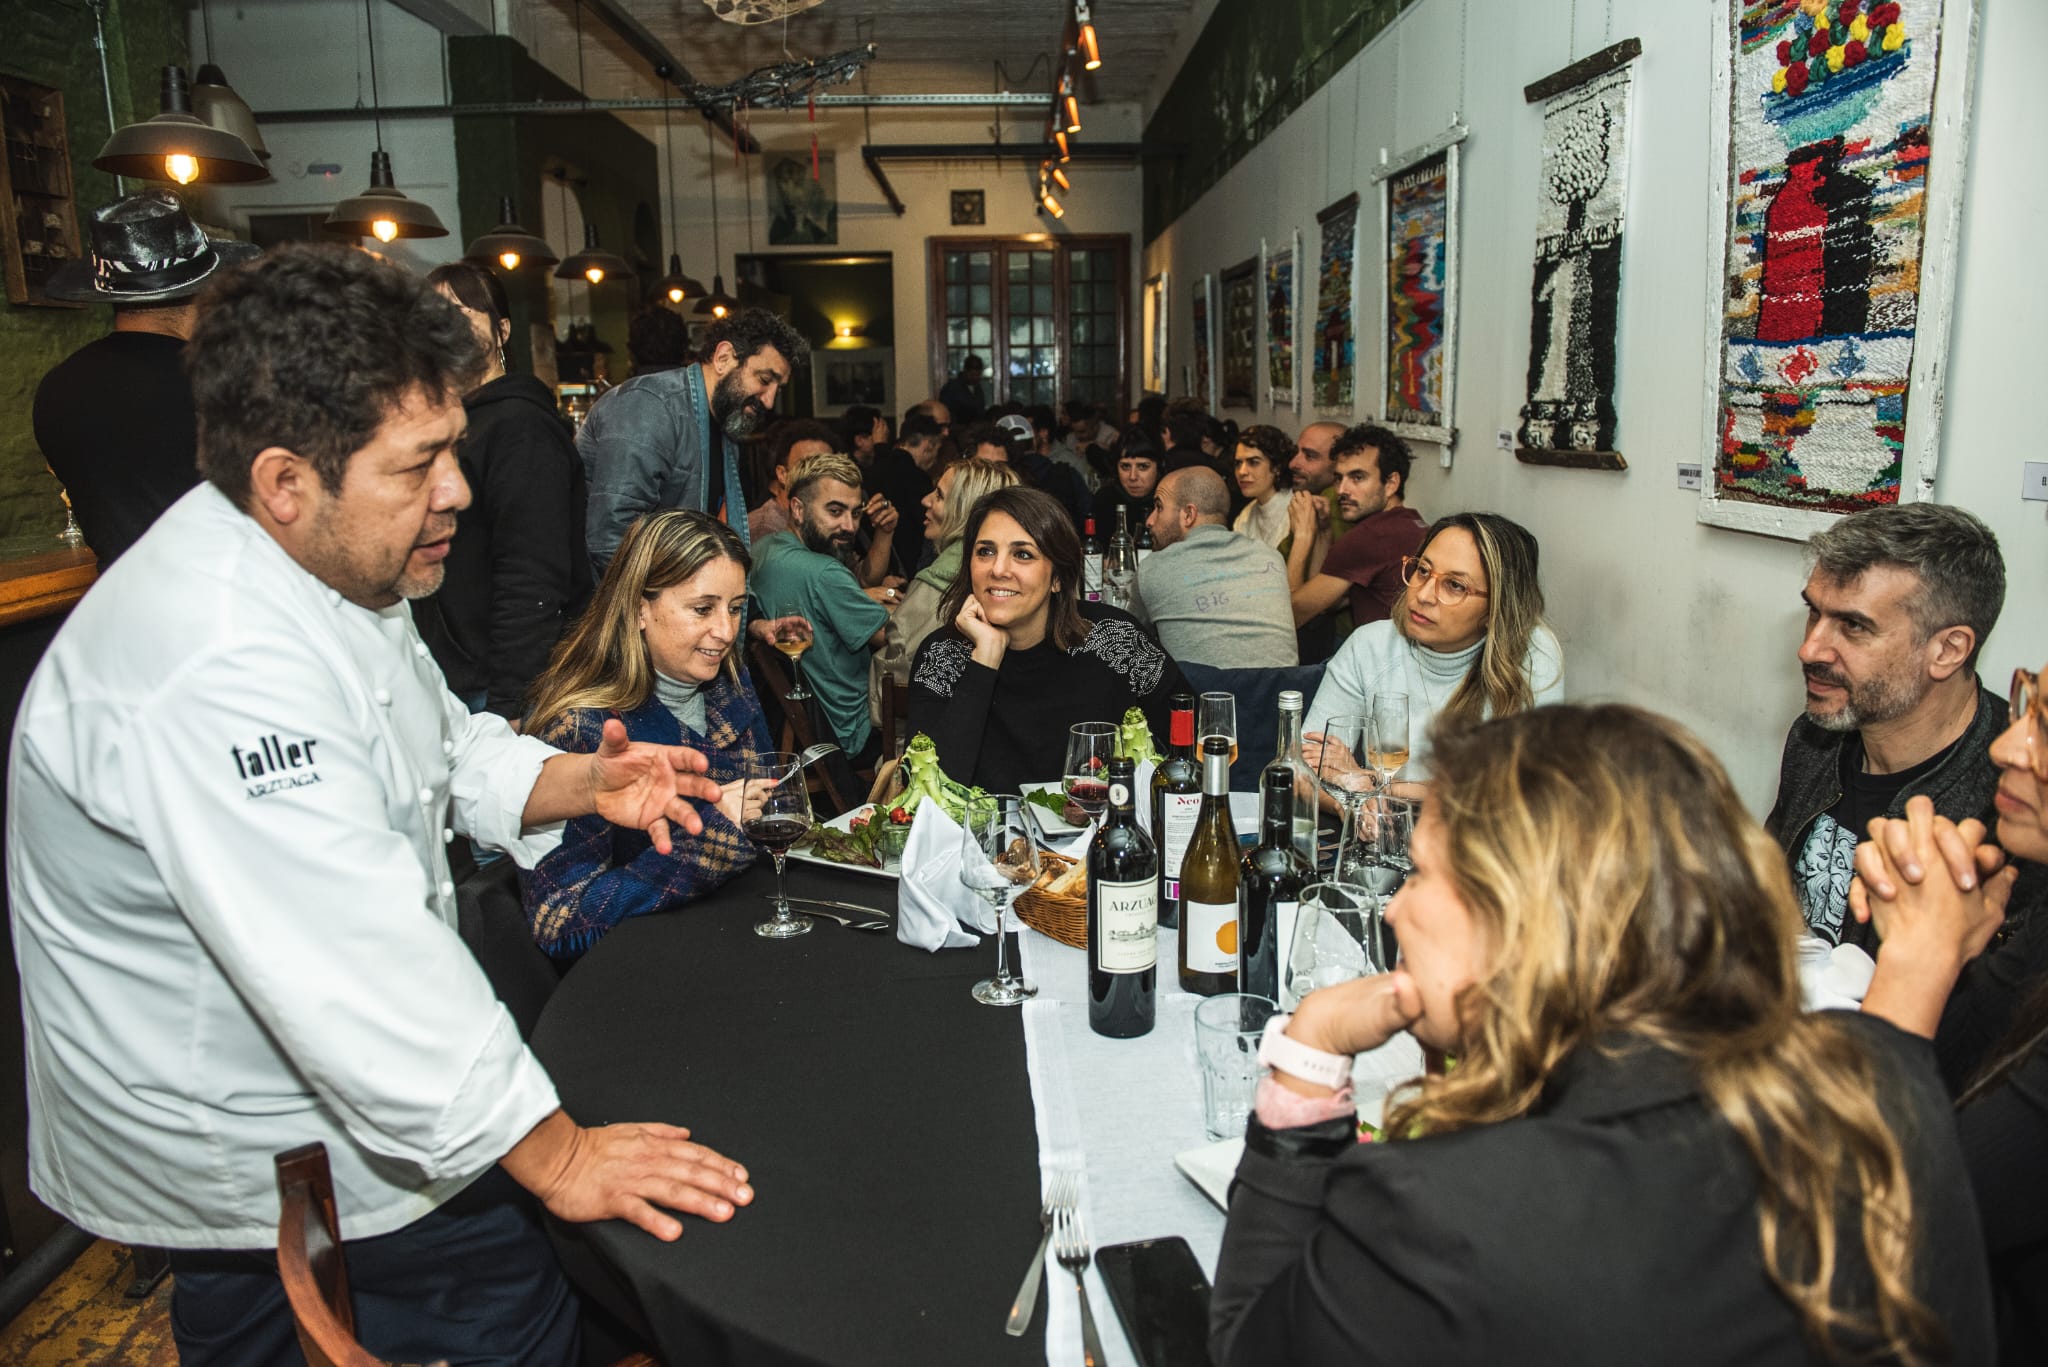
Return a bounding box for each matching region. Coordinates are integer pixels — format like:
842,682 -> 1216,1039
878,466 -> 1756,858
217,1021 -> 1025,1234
2010,667 -> 2048,782
1401,555 -> 1487,607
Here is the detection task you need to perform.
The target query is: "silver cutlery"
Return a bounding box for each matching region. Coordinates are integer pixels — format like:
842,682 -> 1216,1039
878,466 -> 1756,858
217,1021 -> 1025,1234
784,895 -> 891,919
1006,1170 -> 1076,1335
764,897 -> 889,931
1054,1203 -> 1106,1367
796,742 -> 839,770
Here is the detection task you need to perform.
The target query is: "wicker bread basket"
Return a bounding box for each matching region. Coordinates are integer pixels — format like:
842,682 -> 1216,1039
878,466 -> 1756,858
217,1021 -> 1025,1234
1016,851 -> 1088,948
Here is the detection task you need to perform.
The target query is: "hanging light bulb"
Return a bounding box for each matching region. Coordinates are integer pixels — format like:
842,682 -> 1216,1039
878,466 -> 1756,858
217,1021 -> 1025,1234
1078,2 -> 1103,71
466,196 -> 557,273
501,250 -> 523,270
94,66 -> 265,185
1043,192 -> 1065,219
1065,94 -> 1082,135
1054,129 -> 1071,162
1052,166 -> 1071,192
325,4 -> 446,241
165,153 -> 199,185
555,220 -> 633,286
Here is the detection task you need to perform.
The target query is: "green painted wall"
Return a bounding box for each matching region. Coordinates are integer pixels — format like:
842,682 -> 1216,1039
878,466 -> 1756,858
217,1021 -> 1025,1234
1142,0 -> 1417,244
0,0 -> 190,548
448,35 -> 659,378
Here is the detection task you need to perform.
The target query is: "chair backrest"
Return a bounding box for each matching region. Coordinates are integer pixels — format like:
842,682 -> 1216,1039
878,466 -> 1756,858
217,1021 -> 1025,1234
880,670 -> 912,762
1177,659 -> 1329,789
454,858 -> 561,1037
276,1143 -> 388,1367
745,639 -> 858,815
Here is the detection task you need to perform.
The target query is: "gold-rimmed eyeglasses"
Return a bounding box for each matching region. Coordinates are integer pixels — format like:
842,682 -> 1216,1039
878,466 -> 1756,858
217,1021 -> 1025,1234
2011,667 -> 2048,781
1400,555 -> 1487,607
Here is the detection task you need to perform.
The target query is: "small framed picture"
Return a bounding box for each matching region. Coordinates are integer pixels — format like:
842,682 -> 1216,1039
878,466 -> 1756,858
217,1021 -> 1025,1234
950,190 -> 986,226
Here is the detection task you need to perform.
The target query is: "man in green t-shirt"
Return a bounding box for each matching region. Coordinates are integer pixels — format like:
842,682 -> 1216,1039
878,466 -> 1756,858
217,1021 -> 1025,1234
748,451 -> 896,767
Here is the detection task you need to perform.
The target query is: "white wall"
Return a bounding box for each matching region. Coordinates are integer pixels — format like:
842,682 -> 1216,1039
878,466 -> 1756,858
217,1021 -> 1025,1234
634,102 -> 1147,411
188,0 -> 464,277
1143,0 -> 2048,812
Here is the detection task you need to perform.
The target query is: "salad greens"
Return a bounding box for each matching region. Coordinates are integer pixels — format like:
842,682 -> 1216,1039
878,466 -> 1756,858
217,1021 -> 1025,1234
1114,708 -> 1163,766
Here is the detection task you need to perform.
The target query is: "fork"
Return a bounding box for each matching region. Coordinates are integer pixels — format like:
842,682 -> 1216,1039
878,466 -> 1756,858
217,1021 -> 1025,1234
796,742 -> 839,770
1053,1203 -> 1107,1367
1005,1170 -> 1075,1335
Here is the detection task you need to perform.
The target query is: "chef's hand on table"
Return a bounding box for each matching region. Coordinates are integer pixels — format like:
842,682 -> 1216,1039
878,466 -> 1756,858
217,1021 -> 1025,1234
588,718 -> 724,854
503,1110 -> 752,1241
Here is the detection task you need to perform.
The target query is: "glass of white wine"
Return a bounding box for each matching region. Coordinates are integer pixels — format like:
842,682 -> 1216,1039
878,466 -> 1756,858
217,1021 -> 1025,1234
1198,692 -> 1238,767
775,620 -> 815,702
1368,692 -> 1410,790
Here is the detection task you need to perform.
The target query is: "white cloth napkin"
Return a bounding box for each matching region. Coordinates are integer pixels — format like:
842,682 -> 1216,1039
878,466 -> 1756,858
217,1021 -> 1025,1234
896,803 -> 987,952
1796,934 -> 1877,1011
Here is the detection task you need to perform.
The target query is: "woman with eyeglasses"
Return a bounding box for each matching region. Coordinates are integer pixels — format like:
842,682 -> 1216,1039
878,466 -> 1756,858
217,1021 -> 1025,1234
1303,511 -> 1562,782
1852,665 -> 2048,1360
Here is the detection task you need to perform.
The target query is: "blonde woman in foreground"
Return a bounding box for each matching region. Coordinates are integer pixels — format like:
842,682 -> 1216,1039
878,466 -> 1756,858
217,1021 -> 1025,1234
1212,703 -> 1994,1366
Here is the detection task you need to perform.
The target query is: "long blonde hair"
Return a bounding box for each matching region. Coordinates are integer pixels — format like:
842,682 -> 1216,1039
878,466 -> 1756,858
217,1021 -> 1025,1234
525,510 -> 749,737
932,456 -> 1020,553
1381,705 -> 1942,1363
1395,512 -> 1546,731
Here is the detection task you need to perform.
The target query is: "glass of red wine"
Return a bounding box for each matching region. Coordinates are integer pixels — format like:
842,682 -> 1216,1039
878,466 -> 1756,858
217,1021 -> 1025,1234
743,751 -> 813,939
1062,722 -> 1117,825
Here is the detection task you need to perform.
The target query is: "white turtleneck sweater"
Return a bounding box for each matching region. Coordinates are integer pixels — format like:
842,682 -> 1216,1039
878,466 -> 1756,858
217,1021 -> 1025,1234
1304,619 -> 1565,778
653,668 -> 709,737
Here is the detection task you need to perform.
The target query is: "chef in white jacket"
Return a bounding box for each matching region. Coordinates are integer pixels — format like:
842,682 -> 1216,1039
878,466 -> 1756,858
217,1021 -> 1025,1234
7,243 -> 753,1366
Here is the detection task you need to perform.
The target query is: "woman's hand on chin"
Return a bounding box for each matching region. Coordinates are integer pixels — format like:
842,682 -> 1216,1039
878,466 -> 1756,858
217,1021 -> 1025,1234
957,595 -> 1008,670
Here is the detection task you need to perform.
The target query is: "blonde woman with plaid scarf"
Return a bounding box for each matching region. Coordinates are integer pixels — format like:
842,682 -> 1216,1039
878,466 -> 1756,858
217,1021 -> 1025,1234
523,510 -> 780,962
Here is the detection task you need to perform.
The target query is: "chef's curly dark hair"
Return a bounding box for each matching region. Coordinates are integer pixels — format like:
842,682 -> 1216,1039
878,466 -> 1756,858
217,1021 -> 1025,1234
699,306 -> 810,372
187,243 -> 484,509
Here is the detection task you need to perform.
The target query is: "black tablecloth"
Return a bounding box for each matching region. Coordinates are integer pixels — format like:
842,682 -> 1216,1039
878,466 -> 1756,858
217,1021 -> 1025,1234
529,860 -> 1047,1367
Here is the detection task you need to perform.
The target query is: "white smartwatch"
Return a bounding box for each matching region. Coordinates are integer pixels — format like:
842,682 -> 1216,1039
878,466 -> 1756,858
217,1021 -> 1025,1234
1257,1014 -> 1352,1091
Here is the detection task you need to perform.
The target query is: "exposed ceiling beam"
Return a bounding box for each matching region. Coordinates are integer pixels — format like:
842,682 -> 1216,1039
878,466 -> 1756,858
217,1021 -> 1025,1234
388,0 -> 492,37
575,0 -> 758,153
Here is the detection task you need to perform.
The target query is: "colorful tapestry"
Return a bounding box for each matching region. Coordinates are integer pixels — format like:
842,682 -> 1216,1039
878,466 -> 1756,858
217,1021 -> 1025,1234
1265,239 -> 1296,410
1313,194 -> 1359,411
1191,275 -> 1213,407
1221,257 -> 1259,409
1713,0 -> 1943,514
1518,64 -> 1633,456
1384,150 -> 1452,431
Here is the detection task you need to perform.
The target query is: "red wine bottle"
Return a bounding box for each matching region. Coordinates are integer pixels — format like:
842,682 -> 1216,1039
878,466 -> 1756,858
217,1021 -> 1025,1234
1239,765 -> 1309,1002
1150,693 -> 1198,930
1087,757 -> 1157,1038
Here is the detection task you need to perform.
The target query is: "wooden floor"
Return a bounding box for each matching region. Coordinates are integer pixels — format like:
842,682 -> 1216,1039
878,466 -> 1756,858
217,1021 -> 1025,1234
0,1242 -> 176,1366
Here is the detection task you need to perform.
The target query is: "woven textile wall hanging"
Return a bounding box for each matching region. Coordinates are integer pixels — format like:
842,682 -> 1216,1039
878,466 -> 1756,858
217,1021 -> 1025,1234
1312,193 -> 1360,413
1221,256 -> 1259,410
1517,41 -> 1638,470
1191,273 -> 1215,409
1263,231 -> 1299,412
1374,124 -> 1468,447
1699,0 -> 1975,539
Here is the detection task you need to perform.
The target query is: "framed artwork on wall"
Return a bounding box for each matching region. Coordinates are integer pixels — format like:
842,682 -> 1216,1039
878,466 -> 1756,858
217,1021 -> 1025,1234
1372,124 -> 1466,447
765,149 -> 837,245
1192,272 -> 1216,410
1698,0 -> 1975,539
1312,193 -> 1360,413
1220,255 -> 1259,410
1142,271 -> 1169,394
1516,39 -> 1640,471
1262,230 -> 1300,413
950,189 -> 985,226
814,347 -> 893,417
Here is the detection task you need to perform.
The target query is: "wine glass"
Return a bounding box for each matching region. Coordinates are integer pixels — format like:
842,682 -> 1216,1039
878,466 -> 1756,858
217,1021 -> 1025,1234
1368,692 -> 1411,789
1337,797 -> 1413,970
1198,692 -> 1238,767
1313,713 -> 1375,869
1062,722 -> 1117,824
743,751 -> 813,938
960,793 -> 1042,1006
1284,881 -> 1383,1008
775,619 -> 815,702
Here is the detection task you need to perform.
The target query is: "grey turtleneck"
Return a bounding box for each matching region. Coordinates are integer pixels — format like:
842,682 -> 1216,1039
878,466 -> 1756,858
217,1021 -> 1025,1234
653,669 -> 709,736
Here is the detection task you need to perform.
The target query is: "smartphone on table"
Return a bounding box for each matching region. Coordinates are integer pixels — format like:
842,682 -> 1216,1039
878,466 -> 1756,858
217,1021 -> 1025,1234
1094,1235 -> 1214,1367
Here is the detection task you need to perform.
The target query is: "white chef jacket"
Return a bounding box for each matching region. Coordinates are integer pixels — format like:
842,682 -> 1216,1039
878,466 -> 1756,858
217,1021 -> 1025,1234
7,483 -> 567,1248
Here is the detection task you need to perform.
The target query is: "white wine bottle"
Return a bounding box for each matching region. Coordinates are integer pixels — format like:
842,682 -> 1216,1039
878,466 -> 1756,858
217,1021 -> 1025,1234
1177,737 -> 1239,997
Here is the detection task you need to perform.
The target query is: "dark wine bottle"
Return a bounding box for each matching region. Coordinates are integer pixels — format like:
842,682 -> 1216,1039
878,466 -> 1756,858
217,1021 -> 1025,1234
1177,737 -> 1239,997
1081,516 -> 1103,602
1150,693 -> 1199,930
1239,764 -> 1310,1002
1087,757 -> 1157,1038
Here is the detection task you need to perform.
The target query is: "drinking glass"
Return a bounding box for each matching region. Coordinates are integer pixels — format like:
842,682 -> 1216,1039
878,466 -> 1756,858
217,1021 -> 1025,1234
1313,713 -> 1374,870
1062,722 -> 1117,823
743,751 -> 813,938
774,620 -> 815,702
1338,797 -> 1412,969
1193,993 -> 1279,1139
1284,881 -> 1383,1007
960,793 -> 1042,1006
1368,692 -> 1411,788
1198,692 -> 1238,766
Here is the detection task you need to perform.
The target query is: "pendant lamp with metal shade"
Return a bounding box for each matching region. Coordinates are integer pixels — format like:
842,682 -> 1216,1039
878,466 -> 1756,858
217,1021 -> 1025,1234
693,119 -> 736,318
325,0 -> 446,242
189,0 -> 268,160
94,65 -> 266,186
555,221 -> 633,286
654,69 -> 706,305
466,196 -> 557,272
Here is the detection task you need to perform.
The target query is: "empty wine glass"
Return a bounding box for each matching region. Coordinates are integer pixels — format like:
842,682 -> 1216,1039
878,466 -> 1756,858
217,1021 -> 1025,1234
1312,713 -> 1374,869
1198,692 -> 1238,767
1284,881 -> 1384,1008
1368,692 -> 1411,788
960,793 -> 1042,1006
743,751 -> 813,938
1337,797 -> 1413,970
1062,722 -> 1117,824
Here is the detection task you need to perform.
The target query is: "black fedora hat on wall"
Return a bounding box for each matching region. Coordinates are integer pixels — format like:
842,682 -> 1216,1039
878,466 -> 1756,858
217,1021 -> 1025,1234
45,191 -> 262,305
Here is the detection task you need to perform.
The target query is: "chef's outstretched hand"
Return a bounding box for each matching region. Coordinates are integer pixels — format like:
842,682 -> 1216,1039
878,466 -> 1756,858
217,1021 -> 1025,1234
590,718 -> 722,853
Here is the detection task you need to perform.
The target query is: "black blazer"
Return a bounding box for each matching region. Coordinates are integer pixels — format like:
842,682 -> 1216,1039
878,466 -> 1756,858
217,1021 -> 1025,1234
1211,1015 -> 1995,1367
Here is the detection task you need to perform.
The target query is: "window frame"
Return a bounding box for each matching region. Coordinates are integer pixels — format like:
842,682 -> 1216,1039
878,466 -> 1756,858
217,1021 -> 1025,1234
925,233 -> 1131,413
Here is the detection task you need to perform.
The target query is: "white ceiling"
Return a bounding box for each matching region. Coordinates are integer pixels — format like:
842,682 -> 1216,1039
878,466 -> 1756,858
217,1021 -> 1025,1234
504,0 -> 1198,107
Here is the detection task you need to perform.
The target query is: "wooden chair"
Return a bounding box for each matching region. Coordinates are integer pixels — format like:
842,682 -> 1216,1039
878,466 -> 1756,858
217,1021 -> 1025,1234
745,638 -> 861,815
276,1144 -> 658,1367
880,671 -> 913,762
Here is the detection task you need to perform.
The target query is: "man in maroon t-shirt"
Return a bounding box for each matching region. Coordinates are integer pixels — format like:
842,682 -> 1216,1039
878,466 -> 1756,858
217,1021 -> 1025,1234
1286,423 -> 1426,633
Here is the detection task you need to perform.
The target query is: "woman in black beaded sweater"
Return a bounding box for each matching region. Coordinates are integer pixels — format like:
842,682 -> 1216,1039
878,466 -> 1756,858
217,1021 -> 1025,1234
908,486 -> 1188,794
